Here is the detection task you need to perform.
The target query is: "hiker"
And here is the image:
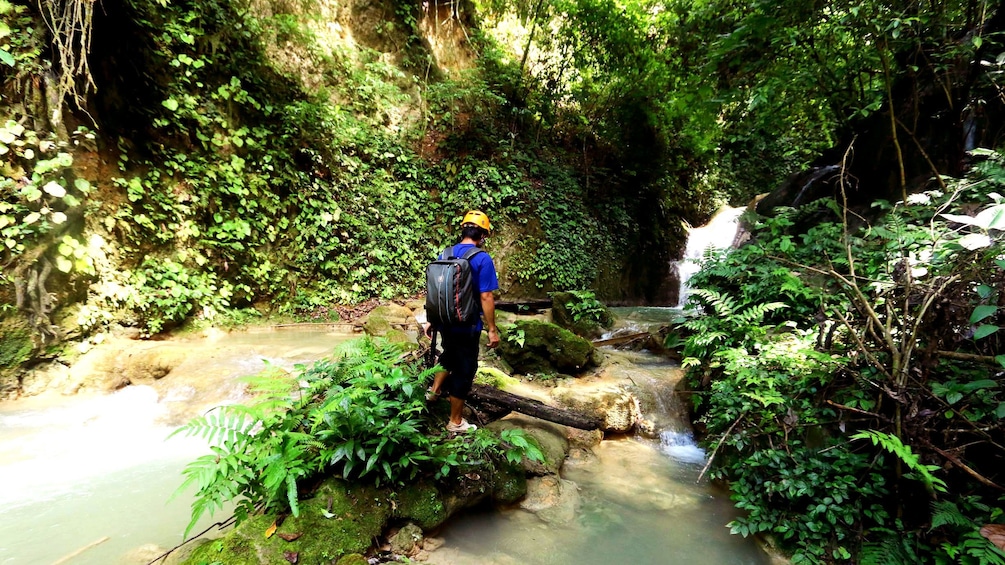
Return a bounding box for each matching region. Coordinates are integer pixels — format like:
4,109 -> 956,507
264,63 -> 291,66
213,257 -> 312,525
424,210 -> 500,433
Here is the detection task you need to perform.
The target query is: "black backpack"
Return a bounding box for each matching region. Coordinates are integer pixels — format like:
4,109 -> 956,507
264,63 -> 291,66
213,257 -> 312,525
425,246 -> 484,326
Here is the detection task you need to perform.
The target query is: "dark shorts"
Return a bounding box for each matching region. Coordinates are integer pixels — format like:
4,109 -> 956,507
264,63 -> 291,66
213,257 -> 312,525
437,330 -> 480,400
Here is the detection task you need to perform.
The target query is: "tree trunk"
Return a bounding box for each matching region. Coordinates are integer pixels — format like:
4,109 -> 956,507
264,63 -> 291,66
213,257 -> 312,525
467,383 -> 603,430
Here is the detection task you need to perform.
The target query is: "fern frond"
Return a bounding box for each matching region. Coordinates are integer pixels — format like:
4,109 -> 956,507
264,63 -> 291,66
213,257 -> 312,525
930,501 -> 974,529
735,302 -> 787,325
169,405 -> 258,446
860,537 -> 917,565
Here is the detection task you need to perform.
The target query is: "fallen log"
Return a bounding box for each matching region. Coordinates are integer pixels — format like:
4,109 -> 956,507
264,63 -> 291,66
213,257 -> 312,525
468,383 -> 602,430
591,331 -> 652,347
495,299 -> 553,313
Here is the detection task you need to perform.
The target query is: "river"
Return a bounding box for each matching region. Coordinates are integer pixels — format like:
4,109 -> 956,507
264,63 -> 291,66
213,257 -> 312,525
0,319 -> 768,565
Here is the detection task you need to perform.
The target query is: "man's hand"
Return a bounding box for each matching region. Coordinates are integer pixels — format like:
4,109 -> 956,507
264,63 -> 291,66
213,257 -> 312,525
486,327 -> 500,349
423,323 -> 434,338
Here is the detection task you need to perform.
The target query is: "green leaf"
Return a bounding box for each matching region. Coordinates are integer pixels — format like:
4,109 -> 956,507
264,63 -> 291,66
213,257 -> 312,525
973,325 -> 999,340
971,305 -> 998,324
996,355 -> 1005,369
977,284 -> 994,299
996,259 -> 1005,270
996,403 -> 1005,420
162,98 -> 180,112
0,48 -> 14,67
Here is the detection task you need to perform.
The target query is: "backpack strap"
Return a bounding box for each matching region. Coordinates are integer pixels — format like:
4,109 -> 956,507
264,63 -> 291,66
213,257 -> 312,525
439,246 -> 484,261
460,247 -> 484,261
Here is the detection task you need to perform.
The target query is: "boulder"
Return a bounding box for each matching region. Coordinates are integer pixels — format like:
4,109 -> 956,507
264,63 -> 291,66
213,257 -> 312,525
520,475 -> 581,525
487,416 -> 569,476
497,320 -> 599,375
550,291 -> 613,338
551,384 -> 641,433
360,304 -> 415,337
388,522 -> 423,556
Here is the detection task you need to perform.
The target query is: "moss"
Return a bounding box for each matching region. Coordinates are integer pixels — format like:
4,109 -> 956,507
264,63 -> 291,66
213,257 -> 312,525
394,481 -> 448,530
491,460 -> 527,504
180,479 -> 393,565
0,318 -> 33,369
497,320 -> 596,375
336,554 -> 369,565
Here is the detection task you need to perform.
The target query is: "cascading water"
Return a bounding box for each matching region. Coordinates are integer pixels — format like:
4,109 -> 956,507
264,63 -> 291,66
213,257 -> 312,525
675,206 -> 746,308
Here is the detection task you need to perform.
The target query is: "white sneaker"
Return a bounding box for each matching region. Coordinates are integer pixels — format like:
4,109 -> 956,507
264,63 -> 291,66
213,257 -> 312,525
446,419 -> 477,433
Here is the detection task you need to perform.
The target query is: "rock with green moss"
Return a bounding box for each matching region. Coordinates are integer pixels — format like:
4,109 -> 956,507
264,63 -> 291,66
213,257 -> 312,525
497,320 -> 598,375
550,291 -> 613,338
180,455 -> 528,565
360,304 -> 415,337
394,481 -> 448,530
488,416 -> 569,476
490,460 -> 528,504
336,553 -> 369,565
0,318 -> 33,397
181,479 -> 392,565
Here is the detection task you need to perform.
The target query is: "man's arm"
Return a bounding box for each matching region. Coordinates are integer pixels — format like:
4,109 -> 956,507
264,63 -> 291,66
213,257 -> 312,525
480,291 -> 500,348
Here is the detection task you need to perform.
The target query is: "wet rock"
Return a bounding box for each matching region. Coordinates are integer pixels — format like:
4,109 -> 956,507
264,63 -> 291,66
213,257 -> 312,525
487,415 -> 569,476
497,320 -> 597,375
20,362 -> 72,396
388,522 -> 423,555
520,475 -> 580,525
551,384 -> 640,433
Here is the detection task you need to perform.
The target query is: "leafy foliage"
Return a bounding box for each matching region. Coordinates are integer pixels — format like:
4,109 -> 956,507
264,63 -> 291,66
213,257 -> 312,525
682,151 -> 1005,563
171,337 -> 542,537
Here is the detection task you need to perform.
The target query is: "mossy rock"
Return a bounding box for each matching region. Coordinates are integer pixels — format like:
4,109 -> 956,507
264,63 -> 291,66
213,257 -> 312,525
550,291 -> 613,339
361,304 -> 414,337
488,416 -> 569,476
497,320 -> 598,375
0,317 -> 33,397
0,317 -> 33,370
181,479 -> 392,565
394,481 -> 448,530
491,459 -> 528,504
336,554 -> 369,565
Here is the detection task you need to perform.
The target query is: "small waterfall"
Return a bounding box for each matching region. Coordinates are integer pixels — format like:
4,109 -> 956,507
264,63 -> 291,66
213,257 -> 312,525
675,206 -> 745,308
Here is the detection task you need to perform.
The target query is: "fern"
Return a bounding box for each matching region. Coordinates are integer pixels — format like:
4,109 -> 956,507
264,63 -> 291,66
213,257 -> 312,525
851,430 -> 947,493
861,536 -> 919,565
932,501 -> 977,529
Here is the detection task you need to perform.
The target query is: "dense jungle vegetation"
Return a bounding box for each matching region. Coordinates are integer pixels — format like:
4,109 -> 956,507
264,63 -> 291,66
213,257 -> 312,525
3,0 -> 1005,562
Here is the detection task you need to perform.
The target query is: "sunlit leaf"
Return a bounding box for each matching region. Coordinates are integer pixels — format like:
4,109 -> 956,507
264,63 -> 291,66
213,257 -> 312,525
974,204 -> 1005,230
264,521 -> 277,538
162,98 -> 180,111
959,233 -> 992,250
941,213 -> 978,226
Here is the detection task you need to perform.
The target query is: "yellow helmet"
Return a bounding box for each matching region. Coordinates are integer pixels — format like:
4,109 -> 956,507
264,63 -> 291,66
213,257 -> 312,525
461,210 -> 492,233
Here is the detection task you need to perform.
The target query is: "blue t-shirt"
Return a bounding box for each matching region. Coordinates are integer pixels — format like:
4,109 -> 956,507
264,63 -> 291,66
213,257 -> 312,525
442,243 -> 498,333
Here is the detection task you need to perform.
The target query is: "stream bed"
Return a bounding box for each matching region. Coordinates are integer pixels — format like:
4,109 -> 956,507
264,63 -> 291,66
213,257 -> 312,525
0,323 -> 767,565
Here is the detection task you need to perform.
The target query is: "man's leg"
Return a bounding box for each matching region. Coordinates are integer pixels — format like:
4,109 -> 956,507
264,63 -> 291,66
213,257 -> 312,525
430,370 -> 448,397
448,395 -> 465,425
